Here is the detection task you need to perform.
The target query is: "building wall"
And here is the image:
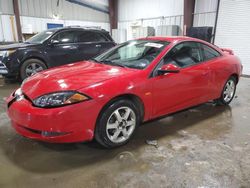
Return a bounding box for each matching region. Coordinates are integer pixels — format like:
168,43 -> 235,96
215,0 -> 250,75
18,0 -> 109,22
0,0 -> 110,42
118,0 -> 183,21
0,15 -> 18,42
20,16 -> 110,34
193,0 -> 218,27
0,0 -> 14,14
117,0 -> 184,41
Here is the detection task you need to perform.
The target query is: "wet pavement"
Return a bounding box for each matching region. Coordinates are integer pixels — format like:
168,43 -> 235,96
0,78 -> 250,188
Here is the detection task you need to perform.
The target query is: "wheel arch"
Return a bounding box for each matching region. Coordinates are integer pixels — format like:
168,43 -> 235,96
230,73 -> 239,84
21,56 -> 48,68
96,93 -> 145,126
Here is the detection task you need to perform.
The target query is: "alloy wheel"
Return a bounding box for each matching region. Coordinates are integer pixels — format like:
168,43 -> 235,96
223,79 -> 235,103
25,63 -> 44,76
106,106 -> 136,143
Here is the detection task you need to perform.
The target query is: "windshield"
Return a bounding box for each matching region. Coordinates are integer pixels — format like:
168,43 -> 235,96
94,40 -> 170,69
26,29 -> 57,44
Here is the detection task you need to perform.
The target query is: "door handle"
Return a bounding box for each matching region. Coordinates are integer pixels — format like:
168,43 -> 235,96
69,46 -> 77,50
95,44 -> 101,48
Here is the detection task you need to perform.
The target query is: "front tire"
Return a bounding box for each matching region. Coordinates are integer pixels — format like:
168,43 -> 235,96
95,99 -> 140,148
20,59 -> 47,81
215,76 -> 237,105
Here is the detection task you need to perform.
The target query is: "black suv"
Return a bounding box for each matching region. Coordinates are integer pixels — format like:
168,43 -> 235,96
0,27 -> 115,80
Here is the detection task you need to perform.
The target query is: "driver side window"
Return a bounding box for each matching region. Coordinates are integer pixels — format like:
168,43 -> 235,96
163,42 -> 203,68
51,31 -> 77,44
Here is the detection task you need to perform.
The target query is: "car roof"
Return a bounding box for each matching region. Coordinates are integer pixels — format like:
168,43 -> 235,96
47,26 -> 108,33
139,36 -> 223,54
139,36 -> 207,44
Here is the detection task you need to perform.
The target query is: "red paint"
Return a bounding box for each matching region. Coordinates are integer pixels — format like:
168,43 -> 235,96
6,37 -> 242,143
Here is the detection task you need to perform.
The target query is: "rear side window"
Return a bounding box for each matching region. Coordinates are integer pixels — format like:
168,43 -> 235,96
163,42 -> 203,68
77,31 -> 108,42
201,44 -> 221,61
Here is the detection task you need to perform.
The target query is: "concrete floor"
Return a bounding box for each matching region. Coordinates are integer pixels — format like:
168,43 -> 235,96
0,78 -> 250,188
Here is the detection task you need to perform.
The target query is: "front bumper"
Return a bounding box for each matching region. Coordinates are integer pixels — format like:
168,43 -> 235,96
6,93 -> 99,143
0,61 -> 8,74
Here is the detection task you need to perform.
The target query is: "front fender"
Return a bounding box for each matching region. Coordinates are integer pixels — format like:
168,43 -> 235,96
78,73 -> 152,122
18,48 -> 49,67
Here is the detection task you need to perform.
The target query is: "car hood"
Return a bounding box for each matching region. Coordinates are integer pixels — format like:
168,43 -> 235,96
21,61 -> 139,99
0,42 -> 39,50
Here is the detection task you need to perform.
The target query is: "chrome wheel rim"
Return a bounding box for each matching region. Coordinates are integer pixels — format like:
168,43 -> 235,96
106,107 -> 136,143
223,79 -> 235,102
25,63 -> 44,76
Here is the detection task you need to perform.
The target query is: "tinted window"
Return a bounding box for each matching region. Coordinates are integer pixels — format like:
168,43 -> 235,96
52,31 -> 76,43
77,31 -> 108,42
163,42 -> 203,68
201,44 -> 221,61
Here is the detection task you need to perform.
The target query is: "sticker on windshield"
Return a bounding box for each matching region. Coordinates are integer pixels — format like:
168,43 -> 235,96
144,43 -> 163,48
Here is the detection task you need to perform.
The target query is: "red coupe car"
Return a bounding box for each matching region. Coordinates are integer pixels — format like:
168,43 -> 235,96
6,36 -> 242,148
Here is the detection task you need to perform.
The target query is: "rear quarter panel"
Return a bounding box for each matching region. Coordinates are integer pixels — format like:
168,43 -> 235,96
208,53 -> 242,99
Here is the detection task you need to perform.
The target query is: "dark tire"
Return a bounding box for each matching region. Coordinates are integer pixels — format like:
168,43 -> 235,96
20,59 -> 47,81
215,76 -> 237,105
95,99 -> 140,148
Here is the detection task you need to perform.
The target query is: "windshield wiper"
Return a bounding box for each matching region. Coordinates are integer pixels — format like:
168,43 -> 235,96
100,60 -> 128,68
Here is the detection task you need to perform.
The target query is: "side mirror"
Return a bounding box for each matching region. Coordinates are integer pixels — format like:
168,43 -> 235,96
158,64 -> 180,75
50,39 -> 59,45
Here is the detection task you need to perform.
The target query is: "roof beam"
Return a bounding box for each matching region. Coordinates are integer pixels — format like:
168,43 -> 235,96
109,0 -> 118,30
184,0 -> 195,35
13,0 -> 22,42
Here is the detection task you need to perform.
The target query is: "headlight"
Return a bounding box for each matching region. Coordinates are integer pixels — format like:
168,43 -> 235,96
14,88 -> 22,96
0,50 -> 16,58
33,91 -> 90,108
14,88 -> 24,101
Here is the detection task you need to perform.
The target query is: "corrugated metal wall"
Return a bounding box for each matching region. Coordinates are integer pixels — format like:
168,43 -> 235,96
18,0 -> 109,22
215,0 -> 250,75
0,0 -> 17,41
0,15 -> 18,41
20,16 -> 110,34
193,0 -> 218,27
118,0 -> 183,21
118,0 -> 184,40
0,0 -> 110,42
0,0 -> 14,14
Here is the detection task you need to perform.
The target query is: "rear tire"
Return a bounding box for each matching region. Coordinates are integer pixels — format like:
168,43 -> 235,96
215,76 -> 237,105
20,59 -> 47,81
95,99 -> 140,148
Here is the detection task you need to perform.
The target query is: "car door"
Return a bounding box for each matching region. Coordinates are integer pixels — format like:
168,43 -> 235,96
75,31 -> 107,61
199,43 -> 224,99
95,32 -> 116,54
46,30 -> 80,67
151,41 -> 211,118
